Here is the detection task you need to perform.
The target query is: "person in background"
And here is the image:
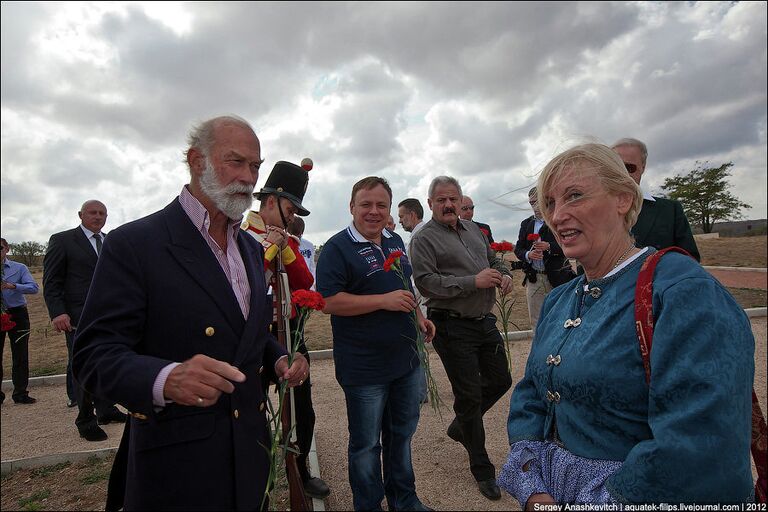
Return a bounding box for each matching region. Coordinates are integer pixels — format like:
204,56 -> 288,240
1,237 -> 40,405
43,200 -> 127,441
397,197 -> 429,404
513,187 -> 576,334
611,137 -> 700,261
499,143 -> 754,506
386,214 -> 397,232
241,161 -> 330,500
411,177 -> 513,501
460,195 -> 494,244
72,115 -> 308,510
288,217 -> 317,291
317,177 -> 434,511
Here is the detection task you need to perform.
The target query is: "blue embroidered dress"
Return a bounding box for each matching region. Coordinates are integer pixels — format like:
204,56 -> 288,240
499,249 -> 755,505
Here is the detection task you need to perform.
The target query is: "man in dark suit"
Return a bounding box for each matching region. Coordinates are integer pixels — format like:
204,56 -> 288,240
612,138 -> 701,261
43,200 -> 127,441
514,187 -> 576,334
460,195 -> 495,244
72,115 -> 309,510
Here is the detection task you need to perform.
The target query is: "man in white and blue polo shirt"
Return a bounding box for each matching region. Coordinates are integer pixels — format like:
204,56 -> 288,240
316,176 -> 434,512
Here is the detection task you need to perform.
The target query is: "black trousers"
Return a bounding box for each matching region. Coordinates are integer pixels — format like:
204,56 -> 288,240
430,313 -> 512,482
269,319 -> 317,483
1,305 -> 31,401
65,330 -> 119,431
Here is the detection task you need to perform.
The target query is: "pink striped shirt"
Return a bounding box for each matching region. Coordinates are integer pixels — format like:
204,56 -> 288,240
178,185 -> 251,318
151,186 -> 253,406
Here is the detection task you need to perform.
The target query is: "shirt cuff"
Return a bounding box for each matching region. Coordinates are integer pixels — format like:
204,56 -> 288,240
281,246 -> 297,265
274,355 -> 288,377
153,362 -> 181,407
498,440 -> 548,507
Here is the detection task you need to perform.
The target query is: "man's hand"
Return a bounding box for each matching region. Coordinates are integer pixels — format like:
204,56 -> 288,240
266,226 -> 288,249
1,281 -> 16,290
163,354 -> 246,407
499,274 -> 513,295
528,249 -> 544,261
51,314 -> 73,333
532,240 -> 550,253
276,353 -> 309,387
419,317 -> 436,343
381,290 -> 418,313
475,268 -> 502,289
525,493 -> 557,510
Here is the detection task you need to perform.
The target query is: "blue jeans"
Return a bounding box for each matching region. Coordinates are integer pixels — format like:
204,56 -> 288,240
342,366 -> 426,511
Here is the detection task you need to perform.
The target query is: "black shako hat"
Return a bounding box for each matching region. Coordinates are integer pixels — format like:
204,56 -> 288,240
254,161 -> 310,216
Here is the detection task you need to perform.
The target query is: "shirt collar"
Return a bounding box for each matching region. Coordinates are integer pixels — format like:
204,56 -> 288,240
80,224 -> 102,239
346,222 -> 392,244
640,185 -> 656,202
431,217 -> 466,231
411,220 -> 425,235
180,185 -> 243,236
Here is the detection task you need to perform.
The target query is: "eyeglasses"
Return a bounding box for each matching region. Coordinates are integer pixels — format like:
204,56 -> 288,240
461,205 -> 475,211
625,162 -> 638,173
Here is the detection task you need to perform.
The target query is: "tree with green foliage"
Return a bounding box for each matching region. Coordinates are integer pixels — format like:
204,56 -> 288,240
8,241 -> 47,267
661,161 -> 751,234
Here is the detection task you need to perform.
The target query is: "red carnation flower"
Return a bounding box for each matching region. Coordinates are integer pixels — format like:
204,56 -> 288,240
1,312 -> 16,332
291,289 -> 326,311
383,250 -> 404,272
527,233 -> 541,242
491,241 -> 514,253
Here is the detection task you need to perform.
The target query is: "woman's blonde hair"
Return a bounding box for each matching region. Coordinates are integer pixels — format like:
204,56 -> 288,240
537,143 -> 643,231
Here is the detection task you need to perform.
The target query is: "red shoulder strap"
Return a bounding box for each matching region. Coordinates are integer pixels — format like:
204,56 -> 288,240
633,246 -> 767,502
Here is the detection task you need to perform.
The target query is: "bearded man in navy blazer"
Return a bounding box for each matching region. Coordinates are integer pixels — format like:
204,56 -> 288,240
73,115 -> 308,511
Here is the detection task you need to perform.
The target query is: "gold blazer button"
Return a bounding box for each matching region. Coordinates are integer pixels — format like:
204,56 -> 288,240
205,327 -> 215,337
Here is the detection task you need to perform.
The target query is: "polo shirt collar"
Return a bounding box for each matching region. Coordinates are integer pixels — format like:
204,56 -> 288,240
346,222 -> 392,244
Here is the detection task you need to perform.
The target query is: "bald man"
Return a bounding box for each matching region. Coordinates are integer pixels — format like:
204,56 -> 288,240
44,200 -> 127,441
460,196 -> 494,244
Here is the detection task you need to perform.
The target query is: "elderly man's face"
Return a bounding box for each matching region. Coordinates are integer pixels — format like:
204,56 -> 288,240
79,201 -> 108,233
459,196 -> 475,220
614,145 -> 645,186
198,123 -> 262,219
350,185 -> 391,242
429,183 -> 462,228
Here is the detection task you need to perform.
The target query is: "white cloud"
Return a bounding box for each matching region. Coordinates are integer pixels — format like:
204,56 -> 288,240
1,1 -> 765,249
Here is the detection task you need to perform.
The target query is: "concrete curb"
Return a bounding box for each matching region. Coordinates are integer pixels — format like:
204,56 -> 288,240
308,432 -> 326,511
1,447 -> 117,475
4,308 -> 766,392
703,266 -> 767,273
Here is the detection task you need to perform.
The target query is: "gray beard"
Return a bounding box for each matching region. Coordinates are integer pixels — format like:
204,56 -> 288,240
199,160 -> 254,220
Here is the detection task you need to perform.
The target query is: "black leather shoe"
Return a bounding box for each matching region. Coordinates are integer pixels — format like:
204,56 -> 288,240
79,425 -> 108,442
477,479 -> 502,500
97,410 -> 128,425
303,477 -> 330,499
67,399 -> 77,408
13,395 -> 37,405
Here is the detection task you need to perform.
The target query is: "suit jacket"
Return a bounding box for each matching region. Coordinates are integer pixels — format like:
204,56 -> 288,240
473,220 -> 494,244
632,197 -> 701,262
72,199 -> 287,510
514,217 -> 576,288
43,227 -> 100,325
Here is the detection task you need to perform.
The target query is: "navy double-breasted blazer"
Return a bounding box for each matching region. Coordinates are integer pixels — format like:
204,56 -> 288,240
73,198 -> 287,510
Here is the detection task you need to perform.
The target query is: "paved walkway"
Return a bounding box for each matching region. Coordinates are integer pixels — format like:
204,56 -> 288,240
704,267 -> 767,290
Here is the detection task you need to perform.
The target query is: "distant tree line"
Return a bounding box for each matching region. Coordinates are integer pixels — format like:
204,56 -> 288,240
7,241 -> 47,267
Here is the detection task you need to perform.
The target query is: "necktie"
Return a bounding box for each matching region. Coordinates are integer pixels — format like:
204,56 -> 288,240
93,233 -> 102,256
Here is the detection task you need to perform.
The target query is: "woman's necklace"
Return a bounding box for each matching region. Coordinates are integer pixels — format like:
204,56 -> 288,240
613,242 -> 637,270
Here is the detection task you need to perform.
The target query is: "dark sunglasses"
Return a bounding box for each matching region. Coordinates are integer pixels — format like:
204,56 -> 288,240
625,162 -> 638,173
461,205 -> 475,211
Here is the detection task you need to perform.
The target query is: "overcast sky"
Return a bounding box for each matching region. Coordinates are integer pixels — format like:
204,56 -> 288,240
2,1 -> 766,249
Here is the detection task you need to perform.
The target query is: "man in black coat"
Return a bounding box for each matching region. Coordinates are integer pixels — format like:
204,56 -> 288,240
612,138 -> 700,261
43,200 -> 127,441
514,188 -> 576,334
460,195 -> 494,244
72,115 -> 308,510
